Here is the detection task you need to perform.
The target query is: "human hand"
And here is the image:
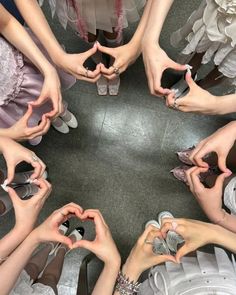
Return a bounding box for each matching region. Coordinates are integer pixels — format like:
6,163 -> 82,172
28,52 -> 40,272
56,46 -> 101,83
123,225 -> 176,281
189,121 -> 236,173
7,178 -> 51,233
142,44 -> 187,96
31,203 -> 84,248
166,73 -> 217,114
186,166 -> 230,223
74,209 -> 121,267
97,41 -> 140,80
8,105 -> 50,142
0,137 -> 46,184
29,67 -> 62,119
161,218 -> 219,263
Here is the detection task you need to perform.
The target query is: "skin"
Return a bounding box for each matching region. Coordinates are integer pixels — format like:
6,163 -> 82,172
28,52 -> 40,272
0,4 -> 62,120
0,136 -> 46,183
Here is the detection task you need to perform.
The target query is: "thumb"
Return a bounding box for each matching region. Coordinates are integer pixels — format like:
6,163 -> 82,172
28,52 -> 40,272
169,60 -> 187,72
7,187 -> 20,205
23,105 -> 33,122
175,244 -> 190,263
97,42 -> 115,57
6,163 -> 16,184
82,45 -> 98,60
215,172 -> 230,191
185,72 -> 197,90
73,239 -> 94,252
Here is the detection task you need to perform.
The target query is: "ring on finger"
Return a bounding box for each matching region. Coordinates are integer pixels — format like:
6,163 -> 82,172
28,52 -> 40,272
32,153 -> 40,162
173,99 -> 179,110
144,239 -> 153,245
112,66 -> 120,76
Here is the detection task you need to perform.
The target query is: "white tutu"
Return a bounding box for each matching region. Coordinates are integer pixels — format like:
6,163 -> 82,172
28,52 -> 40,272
139,247 -> 236,295
10,270 -> 55,295
41,0 -> 146,40
170,0 -> 236,87
224,176 -> 236,215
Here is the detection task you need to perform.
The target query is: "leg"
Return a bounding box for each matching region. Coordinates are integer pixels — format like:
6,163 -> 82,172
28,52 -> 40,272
197,67 -> 227,90
24,244 -> 52,282
204,173 -> 236,189
35,247 -> 67,295
188,52 -> 205,75
0,201 -> 6,215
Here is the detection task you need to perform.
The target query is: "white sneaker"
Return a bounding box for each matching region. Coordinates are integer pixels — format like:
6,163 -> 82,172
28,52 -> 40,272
158,211 -> 184,253
52,117 -> 69,134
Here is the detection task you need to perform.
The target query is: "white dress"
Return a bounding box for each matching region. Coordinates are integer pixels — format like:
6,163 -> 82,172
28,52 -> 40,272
40,0 -> 146,41
170,0 -> 236,87
224,176 -> 236,215
139,247 -> 236,295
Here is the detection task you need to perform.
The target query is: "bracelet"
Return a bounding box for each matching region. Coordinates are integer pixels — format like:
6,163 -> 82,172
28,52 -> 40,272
115,271 -> 141,295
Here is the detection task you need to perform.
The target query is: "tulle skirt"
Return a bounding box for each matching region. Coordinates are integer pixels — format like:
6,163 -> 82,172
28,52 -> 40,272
0,29 -> 75,143
41,0 -> 146,41
170,0 -> 236,87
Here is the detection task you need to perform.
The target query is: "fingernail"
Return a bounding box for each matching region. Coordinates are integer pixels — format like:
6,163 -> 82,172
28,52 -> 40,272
185,64 -> 192,75
1,180 -> 9,192
226,169 -> 232,175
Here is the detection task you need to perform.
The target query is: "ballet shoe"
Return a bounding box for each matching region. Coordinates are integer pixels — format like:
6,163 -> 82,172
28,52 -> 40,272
171,165 -> 218,184
52,117 -> 69,134
60,109 -> 78,129
108,76 -> 120,96
176,146 -> 195,166
97,76 -> 108,95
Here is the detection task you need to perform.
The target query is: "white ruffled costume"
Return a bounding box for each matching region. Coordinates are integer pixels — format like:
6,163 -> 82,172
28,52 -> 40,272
40,0 -> 146,41
170,0 -> 236,87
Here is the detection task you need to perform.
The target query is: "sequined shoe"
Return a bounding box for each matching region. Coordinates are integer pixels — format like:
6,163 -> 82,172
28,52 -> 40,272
171,165 -> 218,184
158,211 -> 184,254
176,146 -> 195,166
97,76 -> 108,95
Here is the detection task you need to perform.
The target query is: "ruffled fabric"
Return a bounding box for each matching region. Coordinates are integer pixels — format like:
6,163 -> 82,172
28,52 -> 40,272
41,0 -> 146,41
170,0 -> 236,86
10,270 -> 55,295
139,248 -> 236,295
224,176 -> 236,215
0,29 -> 76,142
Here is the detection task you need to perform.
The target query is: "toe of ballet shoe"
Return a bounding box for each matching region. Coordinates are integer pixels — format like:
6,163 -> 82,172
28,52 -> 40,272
171,166 -> 189,183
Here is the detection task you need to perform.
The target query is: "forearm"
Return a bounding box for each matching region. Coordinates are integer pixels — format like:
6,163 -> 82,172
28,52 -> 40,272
14,0 -> 65,64
0,226 -> 32,259
92,261 -> 120,295
1,8 -> 53,75
129,0 -> 153,53
143,0 -> 174,44
214,94 -> 236,115
211,224 -> 236,253
0,233 -> 39,295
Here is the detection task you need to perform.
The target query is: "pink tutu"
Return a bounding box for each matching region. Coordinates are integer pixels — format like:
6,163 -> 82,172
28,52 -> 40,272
0,29 -> 76,143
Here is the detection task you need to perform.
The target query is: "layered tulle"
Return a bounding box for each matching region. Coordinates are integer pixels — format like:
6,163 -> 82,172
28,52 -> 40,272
41,0 -> 146,41
170,0 -> 236,86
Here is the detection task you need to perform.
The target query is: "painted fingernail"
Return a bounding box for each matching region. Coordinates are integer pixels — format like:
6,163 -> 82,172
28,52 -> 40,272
185,64 -> 192,75
26,178 -> 34,184
1,180 -> 9,192
226,169 -> 232,175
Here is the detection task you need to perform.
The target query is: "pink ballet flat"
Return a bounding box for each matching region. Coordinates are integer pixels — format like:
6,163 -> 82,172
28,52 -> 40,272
171,165 -> 218,184
176,146 -> 195,166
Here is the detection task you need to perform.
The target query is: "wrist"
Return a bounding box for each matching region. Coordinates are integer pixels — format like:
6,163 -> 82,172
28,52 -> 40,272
104,253 -> 121,270
122,258 -> 142,282
214,95 -> 236,115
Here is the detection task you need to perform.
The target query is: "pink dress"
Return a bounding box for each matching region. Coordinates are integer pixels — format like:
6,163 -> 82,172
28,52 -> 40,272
0,29 -> 75,145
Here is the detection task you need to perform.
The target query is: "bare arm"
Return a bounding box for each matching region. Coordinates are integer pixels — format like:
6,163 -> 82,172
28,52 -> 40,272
0,4 -> 54,76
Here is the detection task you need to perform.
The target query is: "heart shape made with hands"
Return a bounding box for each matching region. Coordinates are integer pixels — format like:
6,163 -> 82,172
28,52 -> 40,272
55,207 -> 103,249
